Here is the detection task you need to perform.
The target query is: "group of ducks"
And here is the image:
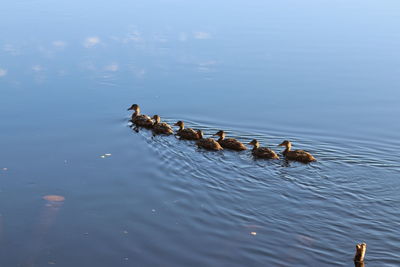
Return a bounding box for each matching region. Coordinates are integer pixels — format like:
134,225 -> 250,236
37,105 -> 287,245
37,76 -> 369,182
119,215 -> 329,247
128,104 -> 316,163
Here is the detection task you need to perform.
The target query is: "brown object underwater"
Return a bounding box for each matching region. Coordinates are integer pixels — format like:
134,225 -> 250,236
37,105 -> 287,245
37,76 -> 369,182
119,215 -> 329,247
354,242 -> 366,263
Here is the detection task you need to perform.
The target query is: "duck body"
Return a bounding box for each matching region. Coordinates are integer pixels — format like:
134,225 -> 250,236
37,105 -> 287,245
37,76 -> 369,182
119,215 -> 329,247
252,147 -> 279,159
214,131 -> 247,151
153,122 -> 173,135
128,104 -> 154,128
279,140 -> 316,163
174,121 -> 201,140
249,139 -> 279,159
132,114 -> 154,128
177,129 -> 201,140
152,115 -> 173,135
283,149 -> 315,163
197,138 -> 223,151
196,131 -> 223,151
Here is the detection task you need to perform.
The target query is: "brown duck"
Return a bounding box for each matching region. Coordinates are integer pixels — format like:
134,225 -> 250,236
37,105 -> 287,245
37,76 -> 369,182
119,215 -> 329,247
152,115 -> 173,135
127,104 -> 154,128
174,121 -> 201,140
278,140 -> 316,163
213,130 -> 247,151
248,139 -> 279,159
196,130 -> 223,151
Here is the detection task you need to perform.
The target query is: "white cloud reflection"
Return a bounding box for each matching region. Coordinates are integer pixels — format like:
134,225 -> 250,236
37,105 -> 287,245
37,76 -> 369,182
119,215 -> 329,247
129,66 -> 146,78
104,63 -> 119,72
3,44 -> 20,55
153,34 -> 167,43
0,68 -> 7,77
84,37 -> 101,48
197,60 -> 217,72
52,41 -> 67,48
193,31 -> 211,39
112,30 -> 144,44
31,65 -> 46,83
125,30 -> 143,43
32,65 -> 43,72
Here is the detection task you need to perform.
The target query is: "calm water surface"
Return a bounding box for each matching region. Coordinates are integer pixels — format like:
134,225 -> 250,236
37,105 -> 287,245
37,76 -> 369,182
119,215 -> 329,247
1,1 -> 399,266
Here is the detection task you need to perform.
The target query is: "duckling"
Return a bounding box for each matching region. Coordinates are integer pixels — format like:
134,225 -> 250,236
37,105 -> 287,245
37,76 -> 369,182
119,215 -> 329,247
174,121 -> 201,140
196,130 -> 223,151
248,139 -> 279,159
213,130 -> 247,151
152,115 -> 173,135
278,140 -> 316,163
127,104 -> 154,128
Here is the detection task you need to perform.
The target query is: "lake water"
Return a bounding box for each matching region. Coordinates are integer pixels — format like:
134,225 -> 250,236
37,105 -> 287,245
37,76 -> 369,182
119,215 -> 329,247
1,0 -> 399,266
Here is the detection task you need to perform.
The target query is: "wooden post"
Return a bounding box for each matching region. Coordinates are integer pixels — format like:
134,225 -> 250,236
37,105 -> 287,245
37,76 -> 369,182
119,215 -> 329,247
354,242 -> 367,263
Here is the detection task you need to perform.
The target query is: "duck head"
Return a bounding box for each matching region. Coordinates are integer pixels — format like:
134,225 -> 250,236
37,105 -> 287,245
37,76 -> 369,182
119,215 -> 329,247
127,104 -> 139,111
174,121 -> 184,129
278,140 -> 292,150
197,130 -> 204,139
248,139 -> 259,148
213,130 -> 225,139
152,115 -> 161,124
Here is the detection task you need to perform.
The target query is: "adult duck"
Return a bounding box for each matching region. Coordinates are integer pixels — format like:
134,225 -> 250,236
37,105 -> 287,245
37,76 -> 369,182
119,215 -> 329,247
278,140 -> 316,163
248,139 -> 279,159
213,130 -> 247,151
127,104 -> 153,128
174,121 -> 201,140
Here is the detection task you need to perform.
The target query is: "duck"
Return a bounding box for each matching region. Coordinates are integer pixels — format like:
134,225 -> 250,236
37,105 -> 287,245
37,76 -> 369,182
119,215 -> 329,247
152,115 -> 173,135
174,121 -> 201,140
278,140 -> 316,163
248,139 -> 279,159
196,130 -> 223,151
213,130 -> 247,151
127,104 -> 154,128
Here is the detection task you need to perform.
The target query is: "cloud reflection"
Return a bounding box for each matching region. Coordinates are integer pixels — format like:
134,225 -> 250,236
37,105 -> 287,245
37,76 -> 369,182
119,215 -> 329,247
3,44 -> 20,55
104,63 -> 119,72
125,30 -> 142,43
0,68 -> 7,77
52,41 -> 67,48
194,31 -> 211,39
197,60 -> 217,73
129,66 -> 146,78
84,37 -> 101,48
32,65 -> 43,72
153,34 -> 168,43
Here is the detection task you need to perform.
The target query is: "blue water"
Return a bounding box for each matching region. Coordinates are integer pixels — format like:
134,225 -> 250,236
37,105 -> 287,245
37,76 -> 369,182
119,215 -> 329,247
1,1 -> 399,266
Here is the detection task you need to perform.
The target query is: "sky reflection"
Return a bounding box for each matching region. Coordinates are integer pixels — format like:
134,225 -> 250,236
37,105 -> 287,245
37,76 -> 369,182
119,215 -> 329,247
1,1 -> 400,266
0,68 -> 7,77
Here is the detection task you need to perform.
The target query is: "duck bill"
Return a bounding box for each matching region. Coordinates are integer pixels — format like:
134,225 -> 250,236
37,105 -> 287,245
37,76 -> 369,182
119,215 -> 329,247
127,107 -> 133,111
277,142 -> 285,146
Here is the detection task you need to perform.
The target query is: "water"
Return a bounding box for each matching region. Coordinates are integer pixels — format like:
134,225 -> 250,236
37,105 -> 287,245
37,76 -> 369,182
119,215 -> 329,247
1,0 -> 400,266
